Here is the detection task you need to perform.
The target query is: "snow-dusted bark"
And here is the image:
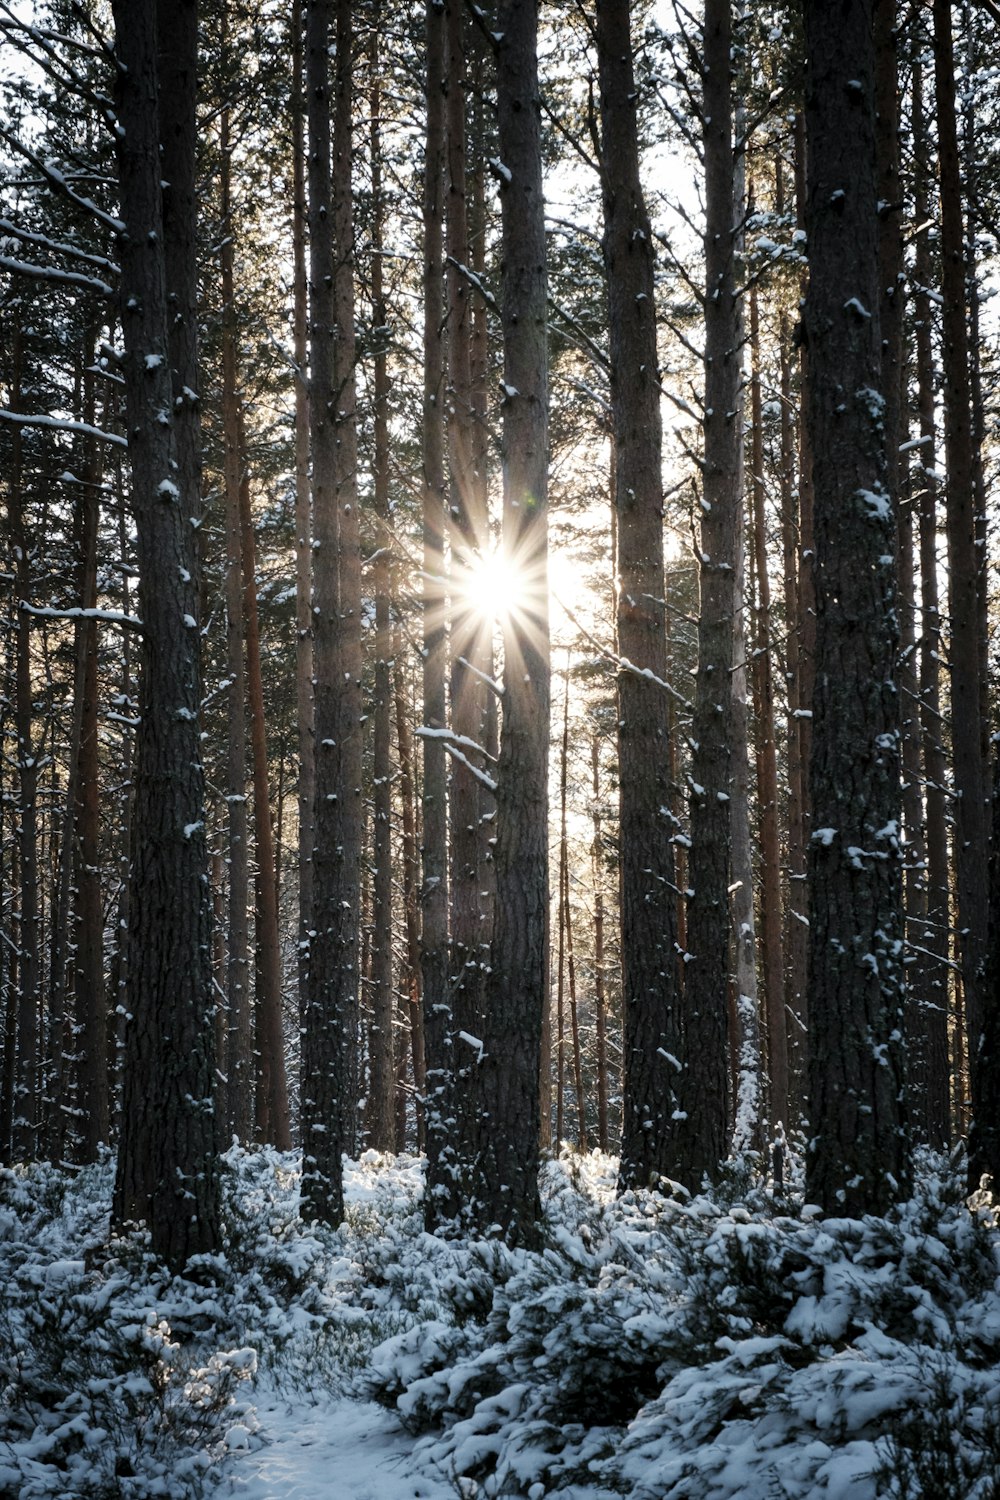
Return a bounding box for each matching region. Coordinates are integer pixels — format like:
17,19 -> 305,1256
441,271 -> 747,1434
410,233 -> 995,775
802,0 -> 907,1215
111,0 -> 221,1266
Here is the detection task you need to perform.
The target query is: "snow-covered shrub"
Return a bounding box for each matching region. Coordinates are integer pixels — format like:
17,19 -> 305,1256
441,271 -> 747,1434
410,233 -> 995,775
0,1160 -> 257,1499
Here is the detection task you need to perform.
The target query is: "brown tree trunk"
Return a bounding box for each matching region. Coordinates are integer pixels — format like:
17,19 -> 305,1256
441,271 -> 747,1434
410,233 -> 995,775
368,28 -> 396,1153
934,0 -> 988,1170
420,0 -> 455,1230
912,50 -> 951,1147
219,99 -> 253,1144
11,326 -> 38,1162
302,0 -> 363,1222
597,0 -> 680,1193
112,0 -> 220,1265
590,732 -> 610,1152
472,0 -> 549,1244
682,0 -> 741,1182
802,0 -> 907,1215
748,286 -> 787,1133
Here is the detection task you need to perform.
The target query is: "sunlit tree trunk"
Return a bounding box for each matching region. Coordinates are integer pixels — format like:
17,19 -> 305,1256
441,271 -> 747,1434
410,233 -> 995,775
302,0 -> 362,1223
597,0 -> 679,1193
471,0 -> 549,1244
368,26 -> 396,1153
420,0 -> 455,1231
682,0 -> 741,1182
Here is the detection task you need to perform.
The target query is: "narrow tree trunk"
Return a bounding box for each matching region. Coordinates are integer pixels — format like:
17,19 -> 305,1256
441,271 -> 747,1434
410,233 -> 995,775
419,0 -> 455,1231
597,0 -> 680,1193
219,100 -> 253,1143
912,50 -> 951,1146
368,27 -> 396,1152
590,731 -> 610,1153
933,0 -> 988,1171
748,285 -> 787,1132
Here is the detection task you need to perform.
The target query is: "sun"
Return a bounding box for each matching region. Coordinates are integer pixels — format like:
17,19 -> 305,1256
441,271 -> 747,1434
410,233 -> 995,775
457,544 -> 530,625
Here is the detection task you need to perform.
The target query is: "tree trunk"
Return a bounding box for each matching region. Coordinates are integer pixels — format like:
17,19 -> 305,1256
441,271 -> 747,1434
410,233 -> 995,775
596,0 -> 680,1193
911,50 -> 951,1147
302,0 -> 363,1223
111,0 -> 220,1265
219,99 -> 253,1144
420,0 -> 455,1230
802,0 -> 907,1216
471,0 -> 549,1244
368,28 -> 396,1153
683,0 -> 742,1182
748,285 -> 786,1133
590,731 -> 610,1152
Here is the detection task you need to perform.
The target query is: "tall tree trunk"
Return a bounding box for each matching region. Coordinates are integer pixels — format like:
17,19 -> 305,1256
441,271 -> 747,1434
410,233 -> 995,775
368,26 -> 396,1153
112,0 -> 220,1265
912,50 -> 951,1147
73,357 -> 108,1160
420,0 -> 454,1231
292,0 -> 314,1030
682,0 -> 741,1182
590,731 -> 610,1152
394,640 -> 425,1144
597,0 -> 679,1193
748,286 -> 786,1133
302,0 -> 363,1223
219,97 -> 253,1144
802,0 -> 907,1216
11,327 -> 38,1162
240,446 -> 292,1150
471,0 -> 549,1244
933,0 -> 988,1171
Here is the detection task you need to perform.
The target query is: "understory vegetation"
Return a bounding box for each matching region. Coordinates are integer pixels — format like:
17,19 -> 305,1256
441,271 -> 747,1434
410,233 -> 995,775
3,1147 -> 1000,1499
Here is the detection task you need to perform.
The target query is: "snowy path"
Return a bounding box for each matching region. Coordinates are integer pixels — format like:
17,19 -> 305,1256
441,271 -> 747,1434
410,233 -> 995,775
217,1390 -> 456,1500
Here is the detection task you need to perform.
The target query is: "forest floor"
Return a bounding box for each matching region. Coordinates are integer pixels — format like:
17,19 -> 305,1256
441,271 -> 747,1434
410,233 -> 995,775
5,1144 -> 1000,1499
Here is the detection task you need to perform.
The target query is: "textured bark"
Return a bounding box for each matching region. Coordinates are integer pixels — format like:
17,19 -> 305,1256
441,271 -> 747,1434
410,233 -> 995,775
912,51 -> 950,1146
394,642 -> 426,1142
241,449 -> 291,1150
933,0 -> 987,1148
111,0 -> 220,1265
748,287 -> 786,1132
471,0 -> 549,1244
219,109 -> 253,1144
590,732 -> 610,1152
302,0 -> 363,1224
597,0 -> 679,1193
73,362 -> 108,1160
368,34 -> 396,1154
292,0 -> 314,1022
420,0 -> 454,1232
11,327 -> 38,1162
445,0 -> 492,1064
802,0 -> 908,1215
682,0 -> 741,1183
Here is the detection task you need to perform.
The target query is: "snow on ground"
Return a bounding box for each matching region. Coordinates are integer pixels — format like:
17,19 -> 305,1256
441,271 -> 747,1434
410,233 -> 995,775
218,1389 -> 454,1500
5,1145 -> 1000,1499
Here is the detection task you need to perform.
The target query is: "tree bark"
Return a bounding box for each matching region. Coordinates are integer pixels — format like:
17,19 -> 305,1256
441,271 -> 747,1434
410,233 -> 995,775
802,0 -> 907,1215
596,0 -> 680,1193
471,0 -> 549,1244
111,0 -> 220,1265
302,0 -> 363,1222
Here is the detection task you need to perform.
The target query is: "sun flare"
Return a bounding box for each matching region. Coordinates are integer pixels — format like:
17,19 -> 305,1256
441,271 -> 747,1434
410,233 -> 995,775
458,545 -> 530,625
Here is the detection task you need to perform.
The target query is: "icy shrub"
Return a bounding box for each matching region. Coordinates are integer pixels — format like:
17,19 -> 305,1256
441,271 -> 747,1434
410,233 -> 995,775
0,1162 -> 257,1499
873,1356 -> 1000,1500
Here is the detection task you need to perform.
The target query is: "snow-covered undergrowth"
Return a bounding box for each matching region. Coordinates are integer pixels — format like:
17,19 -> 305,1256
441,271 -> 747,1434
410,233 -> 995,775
4,1145 -> 1000,1499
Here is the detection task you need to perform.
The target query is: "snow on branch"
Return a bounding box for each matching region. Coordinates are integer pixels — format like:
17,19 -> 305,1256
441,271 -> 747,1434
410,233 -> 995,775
0,254 -> 113,296
19,602 -> 144,631
0,409 -> 126,447
416,725 -> 498,763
